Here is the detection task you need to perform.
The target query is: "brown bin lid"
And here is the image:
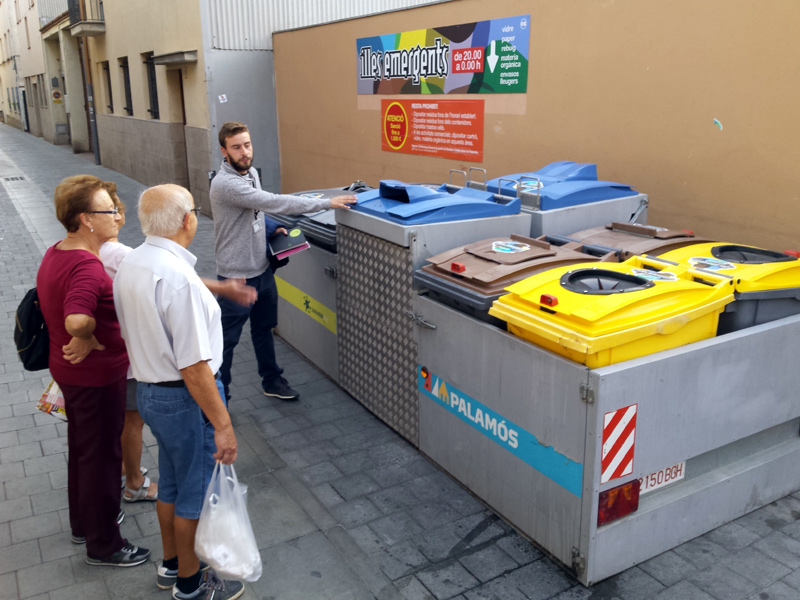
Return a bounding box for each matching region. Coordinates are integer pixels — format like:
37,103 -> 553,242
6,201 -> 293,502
420,234 -> 611,297
564,222 -> 712,262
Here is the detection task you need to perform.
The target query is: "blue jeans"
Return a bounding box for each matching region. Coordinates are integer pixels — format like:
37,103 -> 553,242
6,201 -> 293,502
217,269 -> 283,400
137,379 -> 225,519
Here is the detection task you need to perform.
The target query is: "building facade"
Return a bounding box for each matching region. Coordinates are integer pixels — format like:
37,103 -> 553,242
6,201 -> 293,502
6,0 -> 450,212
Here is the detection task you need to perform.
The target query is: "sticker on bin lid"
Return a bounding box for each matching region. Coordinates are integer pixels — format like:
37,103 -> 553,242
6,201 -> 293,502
688,257 -> 735,271
492,241 -> 531,254
630,269 -> 679,282
518,180 -> 544,192
299,193 -> 324,199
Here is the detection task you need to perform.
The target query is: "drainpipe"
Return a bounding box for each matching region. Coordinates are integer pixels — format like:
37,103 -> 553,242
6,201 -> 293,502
77,36 -> 100,165
74,0 -> 100,165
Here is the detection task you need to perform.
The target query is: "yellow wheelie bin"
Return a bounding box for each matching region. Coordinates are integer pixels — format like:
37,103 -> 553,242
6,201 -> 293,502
489,255 -> 735,367
658,243 -> 800,333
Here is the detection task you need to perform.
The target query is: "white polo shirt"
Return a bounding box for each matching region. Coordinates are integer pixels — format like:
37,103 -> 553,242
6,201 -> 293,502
114,235 -> 222,383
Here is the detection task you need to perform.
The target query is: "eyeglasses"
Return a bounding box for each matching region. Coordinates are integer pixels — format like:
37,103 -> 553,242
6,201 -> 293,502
188,207 -> 202,215
87,207 -> 120,215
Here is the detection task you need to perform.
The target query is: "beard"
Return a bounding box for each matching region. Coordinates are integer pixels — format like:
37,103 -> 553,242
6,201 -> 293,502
228,153 -> 253,173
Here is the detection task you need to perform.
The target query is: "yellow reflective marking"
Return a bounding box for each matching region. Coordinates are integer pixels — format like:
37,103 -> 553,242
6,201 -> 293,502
275,276 -> 337,335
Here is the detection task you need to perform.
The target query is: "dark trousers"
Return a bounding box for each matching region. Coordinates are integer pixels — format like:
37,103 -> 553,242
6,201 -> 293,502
60,376 -> 126,558
218,269 -> 283,400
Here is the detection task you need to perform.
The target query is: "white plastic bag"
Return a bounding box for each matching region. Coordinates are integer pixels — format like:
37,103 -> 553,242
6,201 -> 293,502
194,462 -> 262,582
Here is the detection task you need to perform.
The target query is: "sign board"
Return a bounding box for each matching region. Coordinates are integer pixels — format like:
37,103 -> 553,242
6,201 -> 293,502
358,15 -> 530,95
381,99 -> 484,162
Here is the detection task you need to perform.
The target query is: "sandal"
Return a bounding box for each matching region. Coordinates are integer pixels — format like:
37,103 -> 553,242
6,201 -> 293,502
121,466 -> 148,490
123,475 -> 158,502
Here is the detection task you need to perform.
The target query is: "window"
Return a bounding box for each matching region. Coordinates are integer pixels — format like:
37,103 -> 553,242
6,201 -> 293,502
119,57 -> 132,115
101,61 -> 112,112
24,17 -> 29,49
37,74 -> 46,108
142,52 -> 159,119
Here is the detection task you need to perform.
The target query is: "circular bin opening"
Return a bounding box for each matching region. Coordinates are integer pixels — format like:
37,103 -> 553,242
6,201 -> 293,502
560,269 -> 655,294
711,245 -> 796,264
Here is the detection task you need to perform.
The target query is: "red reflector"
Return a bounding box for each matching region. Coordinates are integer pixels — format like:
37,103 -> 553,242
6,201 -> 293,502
451,262 -> 466,273
681,229 -> 694,236
598,479 -> 640,527
540,294 -> 558,307
784,250 -> 800,258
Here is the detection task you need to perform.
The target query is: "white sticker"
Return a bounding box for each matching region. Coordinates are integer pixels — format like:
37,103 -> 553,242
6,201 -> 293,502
688,257 -> 735,271
492,241 -> 530,254
218,94 -> 228,103
631,268 -> 679,281
639,462 -> 685,495
519,180 -> 544,192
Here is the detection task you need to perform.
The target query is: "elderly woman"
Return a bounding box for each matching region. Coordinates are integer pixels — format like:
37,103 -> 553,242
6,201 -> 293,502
36,175 -> 150,567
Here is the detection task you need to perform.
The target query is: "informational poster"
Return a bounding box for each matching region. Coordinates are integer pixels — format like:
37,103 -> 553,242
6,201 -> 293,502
357,14 -> 530,95
381,99 -> 484,162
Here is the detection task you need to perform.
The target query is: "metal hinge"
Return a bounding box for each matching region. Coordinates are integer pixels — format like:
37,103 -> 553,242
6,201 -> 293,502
580,382 -> 594,404
324,266 -> 337,279
572,547 -> 586,573
629,196 -> 649,223
405,311 -> 436,330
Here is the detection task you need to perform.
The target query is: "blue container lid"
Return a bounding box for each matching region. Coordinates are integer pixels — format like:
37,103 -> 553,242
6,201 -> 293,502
353,180 -> 520,225
485,161 -> 598,196
537,180 -> 638,210
483,161 -> 638,210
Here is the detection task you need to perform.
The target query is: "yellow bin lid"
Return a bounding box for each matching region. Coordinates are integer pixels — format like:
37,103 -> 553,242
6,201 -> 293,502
489,256 -> 735,367
659,243 -> 800,293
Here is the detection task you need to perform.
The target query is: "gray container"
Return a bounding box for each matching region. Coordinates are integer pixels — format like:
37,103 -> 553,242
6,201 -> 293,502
274,244 -> 340,382
719,287 -> 800,334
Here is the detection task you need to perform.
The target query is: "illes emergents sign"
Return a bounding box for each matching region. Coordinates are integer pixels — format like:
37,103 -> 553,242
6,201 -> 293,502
357,14 -> 530,95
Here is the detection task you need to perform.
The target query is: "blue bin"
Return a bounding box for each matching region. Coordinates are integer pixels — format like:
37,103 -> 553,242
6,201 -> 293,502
353,180 -> 520,225
484,161 -> 639,211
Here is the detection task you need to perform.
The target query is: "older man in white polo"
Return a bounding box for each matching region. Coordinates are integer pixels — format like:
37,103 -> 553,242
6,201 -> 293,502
114,184 -> 244,600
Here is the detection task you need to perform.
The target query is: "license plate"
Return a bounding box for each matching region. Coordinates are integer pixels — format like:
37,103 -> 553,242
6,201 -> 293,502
638,462 -> 685,495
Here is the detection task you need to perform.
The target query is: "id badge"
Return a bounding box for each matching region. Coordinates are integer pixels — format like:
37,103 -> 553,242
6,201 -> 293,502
252,219 -> 263,233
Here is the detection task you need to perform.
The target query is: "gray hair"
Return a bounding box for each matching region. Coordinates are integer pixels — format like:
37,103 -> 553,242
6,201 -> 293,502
138,184 -> 193,237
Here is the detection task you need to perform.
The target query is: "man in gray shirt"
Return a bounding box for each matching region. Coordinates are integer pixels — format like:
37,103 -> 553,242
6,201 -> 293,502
210,121 -> 356,402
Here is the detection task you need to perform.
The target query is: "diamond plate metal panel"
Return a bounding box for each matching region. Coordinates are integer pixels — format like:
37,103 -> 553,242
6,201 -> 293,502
337,225 -> 418,445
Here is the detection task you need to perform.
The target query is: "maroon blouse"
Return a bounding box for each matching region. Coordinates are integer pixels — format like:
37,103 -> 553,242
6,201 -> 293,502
36,243 -> 128,387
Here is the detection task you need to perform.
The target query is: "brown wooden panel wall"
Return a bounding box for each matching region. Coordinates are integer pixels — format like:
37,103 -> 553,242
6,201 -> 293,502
273,0 -> 800,249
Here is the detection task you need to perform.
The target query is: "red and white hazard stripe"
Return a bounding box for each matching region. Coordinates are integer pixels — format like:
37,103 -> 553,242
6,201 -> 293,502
601,404 -> 637,484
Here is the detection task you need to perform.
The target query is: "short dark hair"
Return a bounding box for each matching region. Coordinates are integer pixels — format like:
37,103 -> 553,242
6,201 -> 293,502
218,121 -> 249,148
54,174 -> 108,233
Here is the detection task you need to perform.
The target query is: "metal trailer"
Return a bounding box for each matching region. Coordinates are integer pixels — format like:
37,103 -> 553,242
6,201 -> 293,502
272,183 -> 371,383
274,245 -> 340,382
411,293 -> 800,585
335,209 -> 533,445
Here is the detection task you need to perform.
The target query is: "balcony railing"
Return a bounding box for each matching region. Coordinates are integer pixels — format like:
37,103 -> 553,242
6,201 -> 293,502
67,0 -> 105,36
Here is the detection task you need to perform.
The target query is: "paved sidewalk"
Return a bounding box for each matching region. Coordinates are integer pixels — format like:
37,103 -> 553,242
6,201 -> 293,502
2,123 -> 800,600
